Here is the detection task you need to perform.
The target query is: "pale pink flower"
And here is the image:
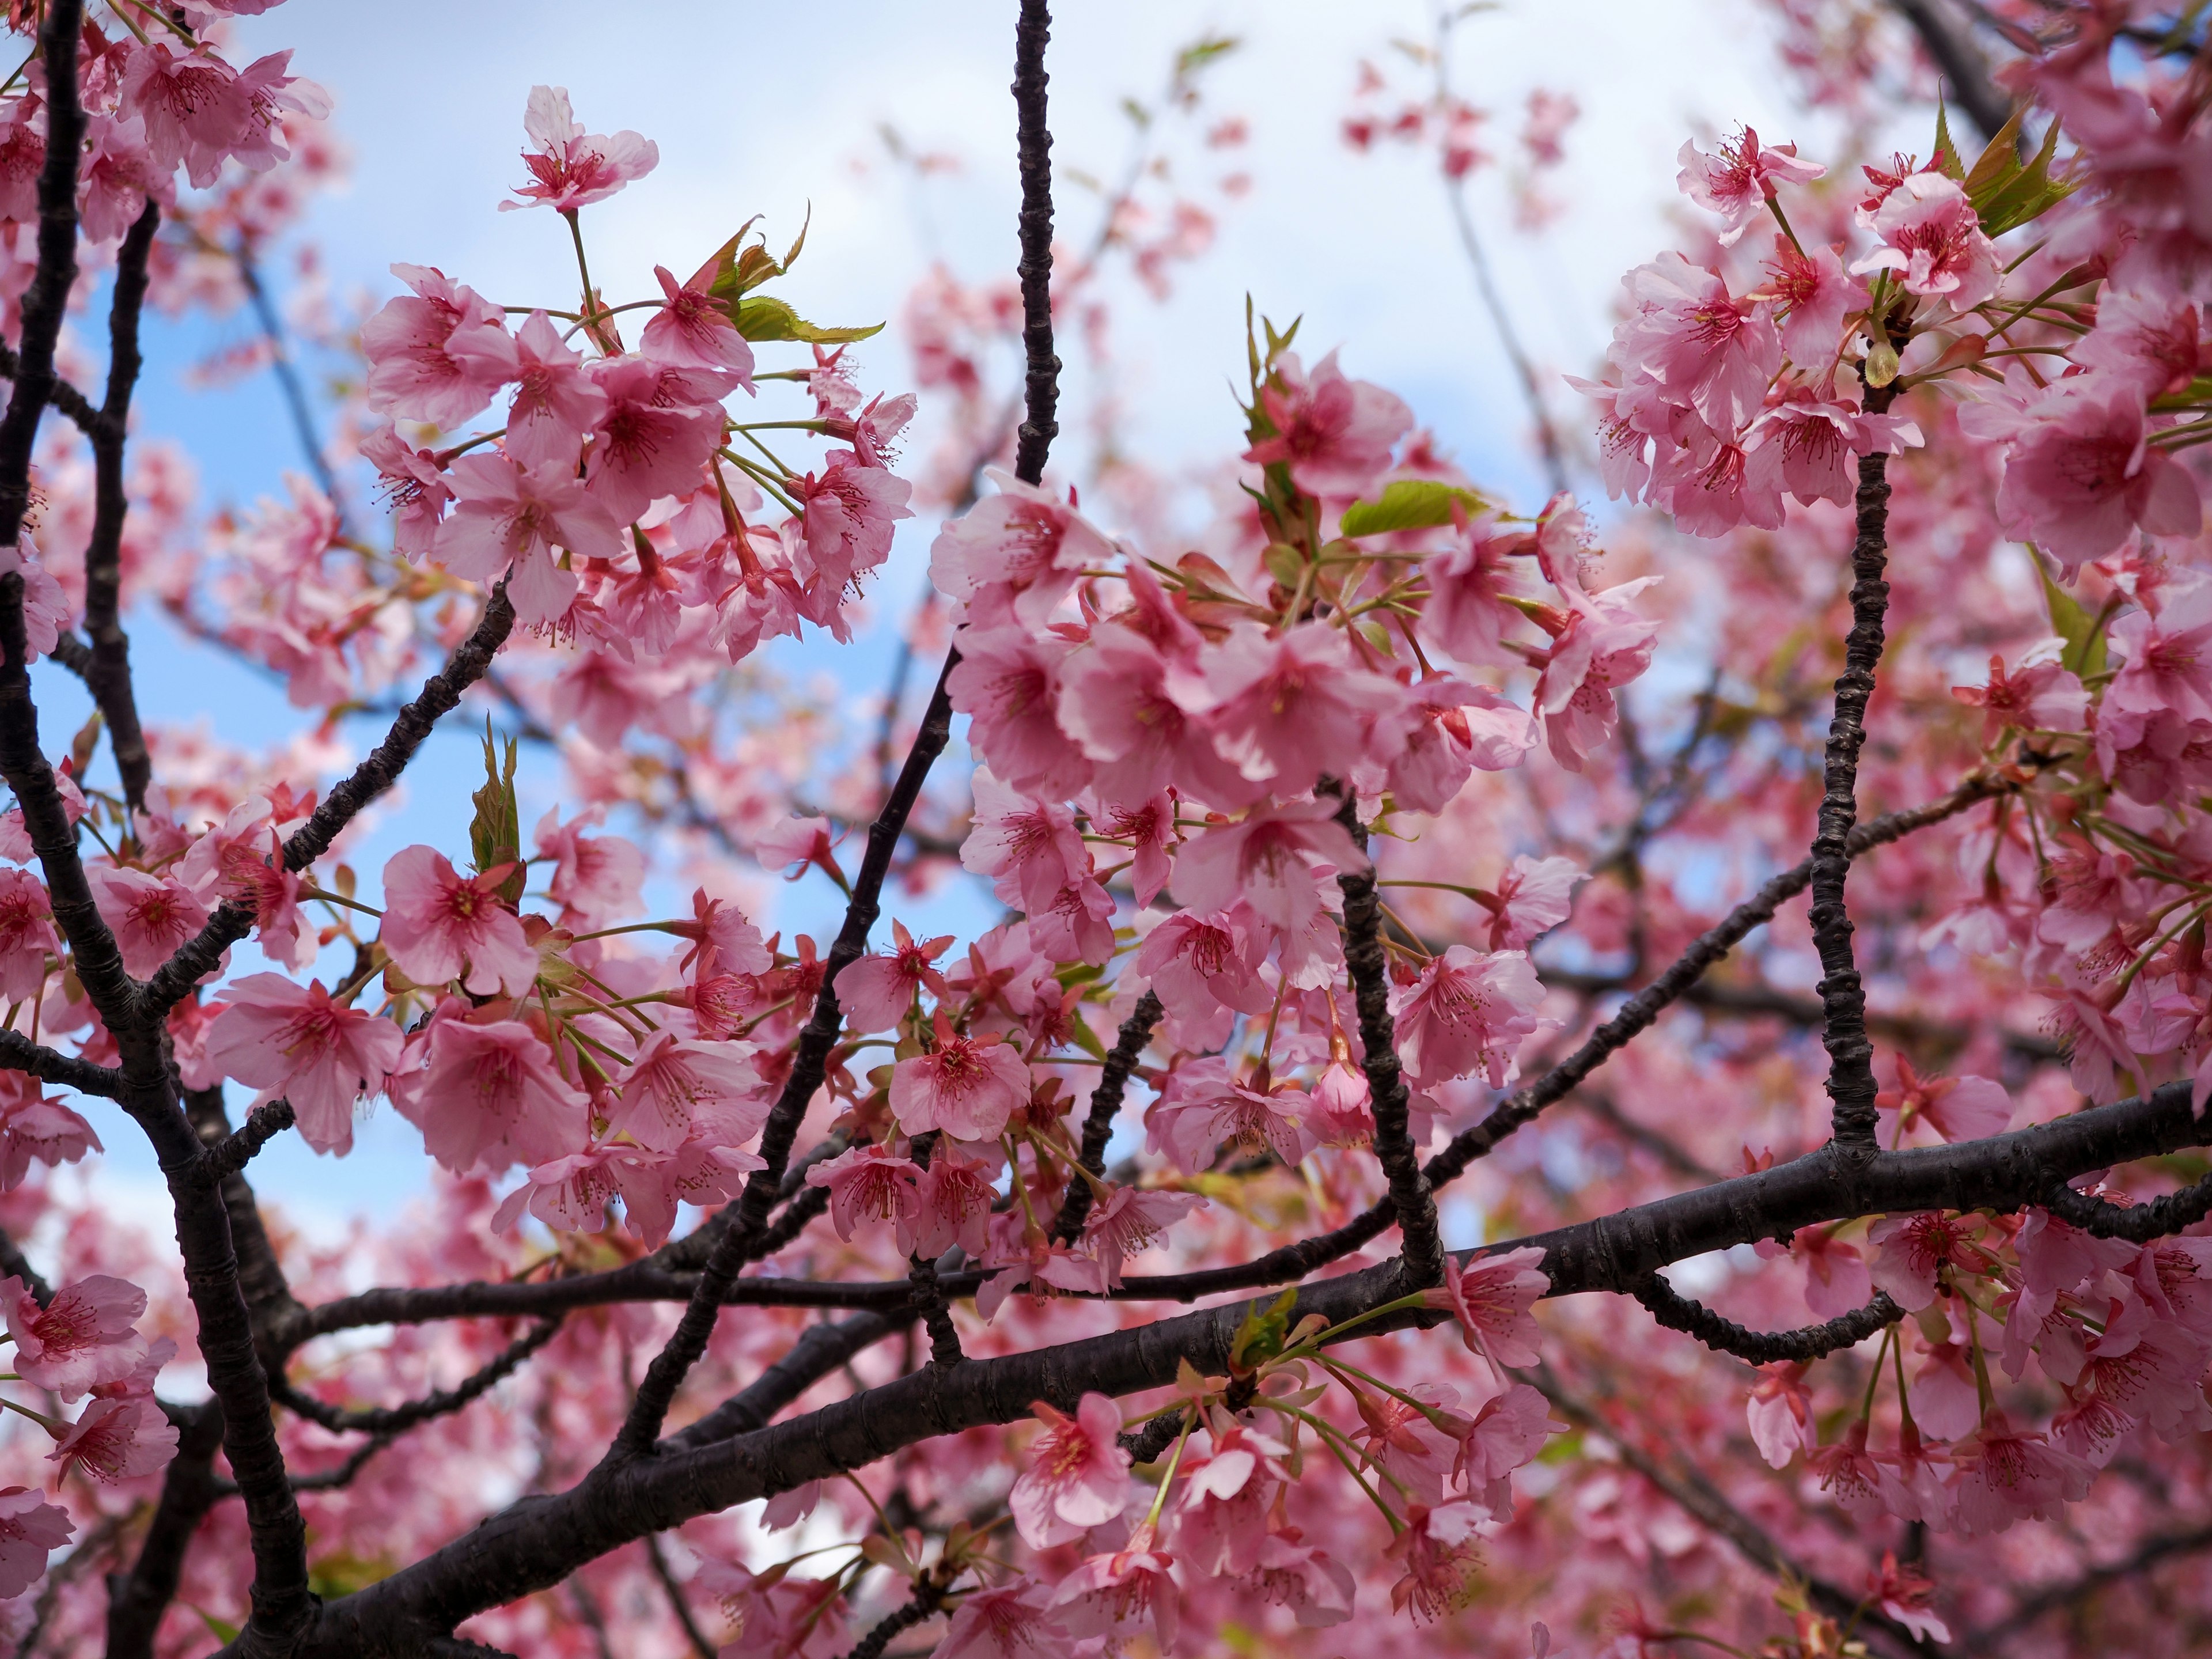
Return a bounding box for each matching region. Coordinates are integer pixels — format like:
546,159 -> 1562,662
905,1141 -> 999,1259
503,310 -> 607,471
0,537 -> 68,664
888,1016 -> 1031,1142
1869,1211 -> 1986,1311
1172,799 -> 1366,944
929,469 -> 1116,627
1484,855 -> 1584,950
1056,611 -> 1255,810
532,808 -> 644,929
0,1487 -> 71,1599
1183,621 -> 1412,798
960,772 -> 1088,914
1677,127 -> 1824,242
692,1560 -> 845,1659
935,1578 -> 1067,1659
116,42 -> 252,187
804,1143 -> 922,1242
1175,1418 -> 1290,1574
1391,945 -> 1548,1089
1533,579 -> 1661,770
1868,1551 -> 1950,1645
435,454 -> 624,626
641,263 -> 755,388
1652,422 -> 1785,537
1909,1338 -> 1982,1440
1948,1411 -> 2093,1535
837,920 -> 953,1032
1082,1186 -> 1203,1286
5,1274 -> 147,1400
1953,645 -> 2090,741
1621,252 -> 1779,429
1451,1382 -> 1558,1511
359,426 -> 454,561
1145,1057 -> 1317,1172
206,975 -> 405,1156
2108,578 -> 2212,725
361,263 -> 518,429
48,1393 -> 177,1484
674,888 -> 770,981
1874,1056 -> 2013,1147
791,449 -> 911,592
0,868 -> 58,1003
2075,287 -> 2203,399
392,1015 -> 590,1176
1050,1533 -> 1181,1652
1025,872 -> 1117,968
1010,1392 -> 1131,1548
1771,1225 -> 1873,1319
1088,791 -> 1175,906
1423,1245 -> 1550,1368
949,628 -> 1092,800
1747,391 -> 1921,506
753,815 -> 843,882
1374,678 -> 1538,814
582,356 -> 726,525
1747,1361 -> 1814,1468
1766,237 -> 1868,364
1851,172 -> 2001,306
1807,1419 -> 1887,1520
86,865 -> 210,980
611,1030 -> 762,1153
0,1074 -> 99,1191
501,85 -> 658,213
1135,908 -> 1273,1033
379,845 -> 539,998
1243,1530 -> 1356,1628
1384,1500 -> 1484,1623
1244,349 -> 1412,497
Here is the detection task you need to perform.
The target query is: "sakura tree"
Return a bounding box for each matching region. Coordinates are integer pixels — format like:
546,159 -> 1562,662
0,0 -> 2203,1655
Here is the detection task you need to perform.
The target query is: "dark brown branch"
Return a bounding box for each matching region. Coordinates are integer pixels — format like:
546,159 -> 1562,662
0,340 -> 99,441
1808,384 -> 1902,1157
844,1578 -> 949,1659
107,1400 -> 230,1659
643,1532 -> 717,1659
2042,1171 -> 2212,1243
82,198 -> 160,811
0,1026 -> 124,1097
1971,1521 -> 2212,1646
1331,787 -> 1444,1286
0,1225 -> 49,1304
1051,989 -> 1161,1240
1888,0 -> 2016,145
1631,1274 -> 1902,1363
201,1098 -> 296,1184
142,582 -> 517,1017
1010,0 -> 1059,484
274,1319 -> 563,1436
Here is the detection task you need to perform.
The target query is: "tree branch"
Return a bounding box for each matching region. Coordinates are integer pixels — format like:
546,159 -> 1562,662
1051,989 -> 1160,1241
1888,0 -> 2016,145
200,1098 -> 296,1184
0,1027 -> 123,1097
1010,0 -> 1059,484
1631,1274 -> 1902,1364
273,1319 -> 563,1436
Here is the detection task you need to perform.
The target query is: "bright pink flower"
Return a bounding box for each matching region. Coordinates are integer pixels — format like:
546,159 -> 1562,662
1175,1418 -> 1289,1574
0,867 -> 57,1003
888,1015 -> 1031,1142
1966,380 -> 2202,574
206,974 -> 406,1156
1451,1382 -> 1557,1511
0,1073 -> 99,1191
1677,127 -> 1824,241
1852,171 -> 2001,305
641,263 -> 755,388
1145,1056 -> 1317,1172
1244,1530 -> 1356,1628
2108,577 -> 2212,725
532,808 -> 644,929
5,1274 -> 147,1400
1050,1533 -> 1181,1651
0,1487 -> 71,1600
435,454 -> 623,626
359,426 -> 454,562
582,356 -> 727,525
1010,1392 -> 1131,1548
1135,907 -> 1272,1034
501,85 -> 658,213
1056,621 -> 1250,808
2076,287 -> 2203,399
935,1578 -> 1067,1659
1082,1185 -> 1203,1286
86,865 -> 210,980
1484,854 -> 1584,950
949,627 -> 1092,800
804,1142 -> 922,1242
791,449 -> 911,592
906,1141 -> 999,1259
0,538 -> 69,665
1183,622 -> 1412,798
1766,236 -> 1868,364
1869,1211 -> 1987,1311
1423,1245 -> 1550,1368
379,845 -> 539,997
960,772 -> 1089,914
1948,1411 -> 2094,1535
1172,799 -> 1366,945
1391,945 -> 1548,1088
837,920 -> 953,1032
753,816 -> 844,883
503,310 -> 607,471
392,1014 -> 589,1174
1747,391 -> 1921,506
1244,349 -> 1412,497
1953,646 -> 2090,741
1651,421 -> 1785,537
611,1029 -> 762,1153
1025,871 -> 1117,968
1533,579 -> 1660,770
116,42 -> 252,187
1747,1361 -> 1814,1468
1385,1500 -> 1484,1623
1089,791 -> 1176,906
1373,677 -> 1537,814
930,469 -> 1115,627
1808,1419 -> 1887,1520
48,1393 -> 177,1484
1875,1056 -> 2013,1147
674,888 -> 770,980
1621,252 -> 1779,429
361,263 -> 518,429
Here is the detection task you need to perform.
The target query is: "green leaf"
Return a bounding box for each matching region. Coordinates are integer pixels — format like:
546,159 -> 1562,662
1338,478 -> 1487,537
468,724 -> 525,906
1966,112 -> 2078,238
1961,106 -> 2029,200
1227,1287 -> 1300,1374
730,294 -> 884,345
1931,100 -> 1967,181
2037,552 -> 2107,679
1173,35 -> 1240,79
187,1605 -> 242,1645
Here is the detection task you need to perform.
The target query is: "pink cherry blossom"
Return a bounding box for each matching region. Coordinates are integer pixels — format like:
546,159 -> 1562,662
1532,579 -> 1660,770
501,86 -> 658,213
1953,645 -> 2091,741
1056,620 -> 1250,808
435,454 -> 624,626
0,1487 -> 70,1600
752,815 -> 843,883
610,1030 -> 762,1153
930,469 -> 1116,627
5,1274 -> 147,1400
1483,855 -> 1584,950
1766,237 -> 1868,364
640,263 -> 755,388
1391,945 -> 1547,1088
888,1016 -> 1031,1142
1146,1058 -> 1317,1172
359,426 -> 455,561
206,974 -> 406,1155
949,627 -> 1092,800
0,867 -> 57,1003
1620,252 -> 1779,430
2075,287 -> 2203,399
532,808 -> 644,929
1451,1383 -> 1558,1512
361,263 -> 519,429
85,865 -> 210,980
1082,1185 -> 1203,1286
906,1141 -> 999,1259
804,1142 -> 922,1242
1948,1411 -> 2094,1535
0,1073 -> 99,1191
837,921 -> 953,1032
2108,577 -> 2212,726
1374,677 -> 1538,814
1172,799 -> 1367,946
48,1393 -> 177,1484
960,772 -> 1089,914
1175,1418 -> 1289,1575
1010,1392 -> 1131,1548
673,888 -> 770,980
1869,1211 -> 1987,1311
1851,171 -> 2001,306
1184,622 -> 1412,798
935,1578 -> 1068,1659
582,356 -> 726,525
791,449 -> 911,593
1423,1245 -> 1550,1368
1746,1361 -> 1814,1468
1747,391 -> 1921,506
379,845 -> 540,998
1677,127 -> 1824,242
1874,1057 -> 2013,1147
503,310 -> 607,470
1051,1532 -> 1182,1651
1245,1529 -> 1357,1627
1135,907 -> 1273,1035
1384,1500 -> 1484,1623
391,1014 -> 589,1175
0,538 -> 66,665
1243,349 -> 1412,497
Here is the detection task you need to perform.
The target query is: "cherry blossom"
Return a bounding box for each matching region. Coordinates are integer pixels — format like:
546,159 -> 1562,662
502,85 -> 658,213
1390,945 -> 1547,1088
206,974 -> 406,1154
1010,1393 -> 1130,1548
888,1014 -> 1031,1141
1243,350 -> 1412,497
379,846 -> 540,998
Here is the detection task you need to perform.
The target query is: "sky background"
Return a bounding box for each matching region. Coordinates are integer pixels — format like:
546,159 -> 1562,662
48,0 -> 1940,1257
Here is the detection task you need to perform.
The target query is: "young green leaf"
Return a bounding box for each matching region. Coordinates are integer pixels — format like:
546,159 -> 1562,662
1338,478 -> 1487,537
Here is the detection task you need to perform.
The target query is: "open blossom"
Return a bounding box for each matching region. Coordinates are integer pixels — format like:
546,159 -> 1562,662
961,771 -> 1089,913
804,1142 -> 921,1241
1747,392 -> 1921,506
1533,579 -> 1660,770
1135,907 -> 1272,1032
1869,1211 -> 1987,1310
380,846 -> 540,997
1875,1057 -> 2013,1146
907,1141 -> 1000,1259
1173,799 -> 1366,950
949,627 -> 1091,800
1243,1530 -> 1357,1628
836,920 -> 953,1031
1146,1056 -> 1317,1171
1483,855 -> 1584,950
641,263 -> 755,387
1766,236 -> 1868,363
436,454 -> 624,626
361,263 -> 519,429
0,538 -> 67,664
1243,349 -> 1412,496
1176,1418 -> 1290,1574
935,1578 -> 1067,1659
1010,1392 -> 1131,1548
206,975 -> 406,1155
86,865 -> 211,980
1852,171 -> 2001,306
392,1014 -> 589,1174
1677,127 -> 1823,241
1620,252 -> 1779,430
504,309 -> 607,470
888,1016 -> 1030,1141
1948,1411 -> 2094,1535
1425,1245 -> 1550,1368
1385,1501 -> 1485,1623
2108,577 -> 2212,726
583,356 -> 728,525
930,469 -> 1116,627
0,1487 -> 71,1600
0,1074 -> 99,1191
1391,945 -> 1548,1088
49,1393 -> 177,1484
610,1031 -> 762,1153
5,1274 -> 147,1399
0,866 -> 57,1002
1953,644 -> 2090,741
793,448 -> 912,592
1181,622 -> 1411,798
501,85 -> 657,212
533,809 -> 643,929
1051,1533 -> 1182,1652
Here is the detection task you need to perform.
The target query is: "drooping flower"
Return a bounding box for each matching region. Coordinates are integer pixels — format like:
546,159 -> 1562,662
1423,1245 -> 1551,1368
1746,1361 -> 1814,1469
1243,1530 -> 1357,1628
1050,1532 -> 1182,1652
0,1486 -> 71,1600
804,1142 -> 922,1242
391,1014 -> 590,1175
1869,1211 -> 1987,1311
1009,1392 -> 1131,1548
378,846 -> 540,998
609,1030 -> 763,1153
86,865 -> 211,980
1532,579 -> 1661,770
935,1578 -> 1068,1659
0,867 -> 58,1003
1874,1056 -> 2013,1147
1952,645 -> 2090,742
1384,1501 -> 1485,1623
1391,946 -> 1548,1088
206,975 -> 406,1156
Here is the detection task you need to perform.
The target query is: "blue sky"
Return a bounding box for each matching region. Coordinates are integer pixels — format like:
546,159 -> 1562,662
58,0 -> 1921,1244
